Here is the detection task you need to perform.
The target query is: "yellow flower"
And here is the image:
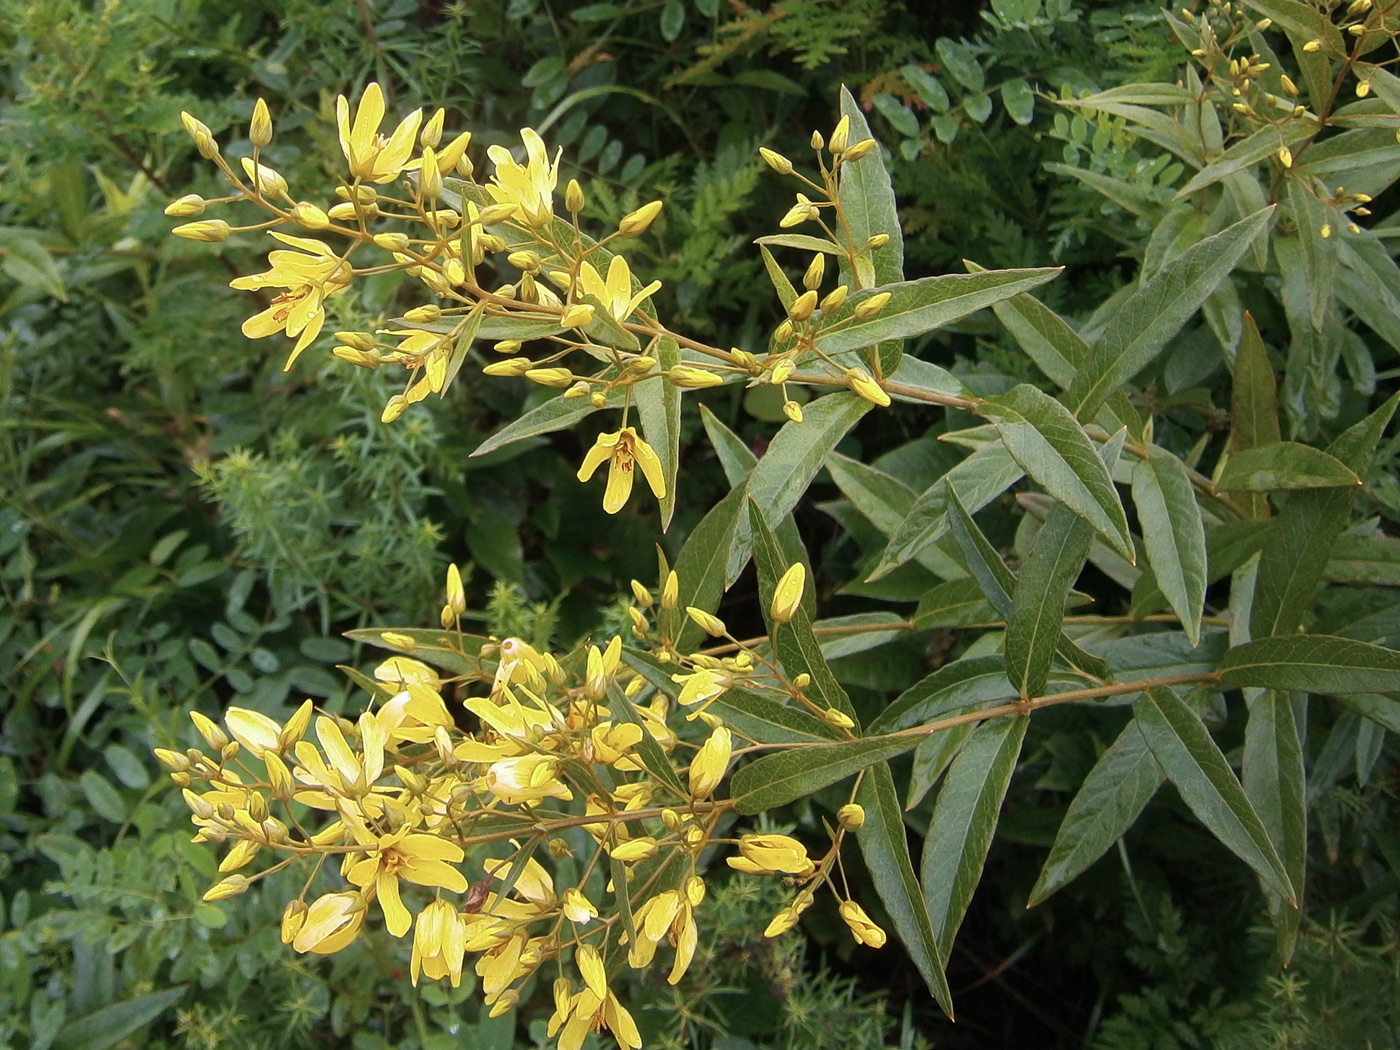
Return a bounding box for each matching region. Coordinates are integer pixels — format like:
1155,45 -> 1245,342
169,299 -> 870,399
671,667 -> 731,718
689,726 -> 731,799
411,899 -> 468,986
346,826 -> 468,937
727,834 -> 815,877
838,900 -> 887,947
563,888 -> 598,924
224,706 -> 282,757
336,82 -> 423,182
230,232 -> 353,370
556,987 -> 642,1050
486,128 -> 561,227
292,891 -> 366,954
771,562 -> 805,623
764,895 -> 812,937
837,803 -> 865,830
577,256 -> 662,323
576,427 -> 666,514
485,753 -> 574,805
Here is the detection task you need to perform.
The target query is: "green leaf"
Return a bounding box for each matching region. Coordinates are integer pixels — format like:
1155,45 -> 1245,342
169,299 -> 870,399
912,578 -> 997,629
0,227 -> 67,300
471,381 -> 624,458
1229,311 -> 1281,518
1220,635 -> 1400,693
869,655 -> 1013,734
921,715 -> 1028,956
1284,178 -> 1336,332
635,337 -> 682,530
1006,502 -> 1093,699
1216,442 -> 1360,491
1175,123 -> 1314,199
987,283 -> 1087,388
53,986 -> 186,1050
749,502 -> 858,725
731,734 -> 923,814
936,37 -> 984,91
1252,394 -> 1398,637
1134,687 -> 1296,901
1028,720 -> 1163,905
79,771 -> 127,824
342,627 -> 491,677
902,64 -> 950,112
871,443 -> 1023,580
817,270 -> 1061,358
855,761 -> 954,1015
1325,534 -> 1400,586
979,383 -> 1133,560
607,686 -> 688,798
1132,447 -> 1207,645
825,452 -> 915,535
1332,693 -> 1400,734
755,234 -> 845,255
872,92 -> 920,139
704,685 -> 843,744
673,479 -> 749,651
1001,78 -> 1035,125
1068,207 -> 1274,420
906,724 -> 978,810
946,483 -> 1016,616
838,85 -> 904,287
1241,690 -> 1307,962
759,244 -> 797,311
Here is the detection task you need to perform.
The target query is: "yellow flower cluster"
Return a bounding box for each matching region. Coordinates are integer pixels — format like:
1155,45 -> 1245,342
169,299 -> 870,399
170,88 -> 899,517
158,559 -> 885,1048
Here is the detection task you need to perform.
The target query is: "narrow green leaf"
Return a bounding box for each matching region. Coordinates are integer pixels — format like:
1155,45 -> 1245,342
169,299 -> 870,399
1028,720 -> 1164,905
980,384 -> 1133,560
946,484 -> 1016,616
1216,442 -> 1361,491
635,336 -> 683,530
53,986 -> 187,1050
471,381 -> 624,458
1132,447 -> 1207,645
1220,635 -> 1400,693
869,655 -> 1013,734
907,723 -> 978,810
731,734 -> 923,814
913,578 -> 997,629
856,761 -> 954,1015
607,685 -> 688,797
988,284 -> 1087,388
826,452 -> 915,535
1325,534 -> 1400,586
816,269 -> 1061,357
1134,686 -> 1296,901
921,715 -> 1028,956
1241,689 -> 1307,962
1230,312 -> 1282,452
1006,503 -> 1093,699
748,502 -> 858,725
1176,123 -> 1314,199
1284,178 -> 1336,332
1332,693 -> 1400,734
1068,207 -> 1274,420
673,479 -> 749,651
705,685 -> 843,744
755,233 -> 846,255
760,244 -> 797,311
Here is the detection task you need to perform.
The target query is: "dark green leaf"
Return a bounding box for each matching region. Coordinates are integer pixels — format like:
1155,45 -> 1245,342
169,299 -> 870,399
1241,690 -> 1307,962
53,986 -> 187,1050
1006,502 -> 1093,699
607,686 -> 688,798
1132,446 -> 1207,645
731,734 -> 923,814
1220,635 -> 1400,693
869,655 -> 1013,733
1216,442 -> 1360,491
704,685 -> 843,744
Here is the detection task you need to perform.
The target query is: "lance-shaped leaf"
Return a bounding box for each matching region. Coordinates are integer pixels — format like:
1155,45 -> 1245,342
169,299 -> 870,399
907,723 -> 980,810
749,502 -> 859,726
634,337 -> 683,530
1029,719 -> 1164,905
815,269 -> 1061,357
1325,534 -> 1400,586
704,685 -> 843,745
826,452 -> 915,535
1229,311 -> 1281,520
856,761 -> 954,1015
1284,178 -> 1336,332
979,383 -> 1133,560
921,715 -> 1028,956
987,282 -> 1087,388
1220,635 -> 1400,693
1134,687 -> 1296,901
1176,122 -> 1316,199
1241,689 -> 1307,962
673,479 -> 749,652
913,579 -> 998,629
1215,442 -> 1360,492
760,244 -> 797,311
1006,502 -> 1094,699
871,442 -> 1023,581
1132,446 -> 1207,645
471,378 -> 625,458
1252,394 -> 1398,637
731,734 -> 923,814
870,655 -> 1013,734
1067,207 -> 1274,421
1333,693 -> 1400,734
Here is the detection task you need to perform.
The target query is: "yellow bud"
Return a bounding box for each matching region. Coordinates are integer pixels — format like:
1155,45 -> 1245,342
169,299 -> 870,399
291,201 -> 330,229
853,292 -> 892,320
240,157 -> 287,199
1303,39 -> 1321,52
846,366 -> 891,407
770,358 -> 795,384
446,562 -> 467,615
622,355 -> 657,377
771,562 -> 805,624
181,111 -> 219,159
1256,17 -> 1271,29
483,357 -> 533,377
1321,223 -> 1333,238
610,837 -> 658,863
842,138 -> 877,162
203,874 -> 250,901
476,202 -> 518,226
823,707 -> 855,729
380,631 -> 417,652
164,194 -> 206,218
829,115 -> 851,154
334,332 -> 375,354
381,395 -> 409,423
793,673 -> 811,691
1278,146 -> 1293,168
566,178 -> 585,214
760,146 -> 794,174
373,231 -> 411,252
774,319 -> 795,343
631,580 -> 654,606
419,146 -> 443,199
668,366 -> 725,388
810,129 -> 825,150
686,606 -> 728,637
838,803 -> 865,831
788,289 -> 818,322
507,250 -> 541,273
404,304 -> 442,323
619,200 -> 663,236
1280,74 -> 1298,97
190,711 -> 228,750
589,391 -> 607,408
561,304 -> 595,328
281,900 -> 308,944
250,97 -> 273,147
564,381 -> 591,398
783,400 -> 804,424
154,748 -> 190,772
820,285 -> 849,313
1357,79 -> 1371,97
421,108 -> 445,149
526,367 -> 574,387
662,571 -> 679,609
802,253 -> 825,291
1349,23 -> 1366,37
173,219 -> 231,242
333,346 -> 380,369
866,233 -> 890,250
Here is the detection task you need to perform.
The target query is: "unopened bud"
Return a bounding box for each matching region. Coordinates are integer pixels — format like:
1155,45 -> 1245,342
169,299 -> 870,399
759,146 -> 794,174
566,179 -> 585,214
507,250 -> 541,273
419,146 -> 443,199
561,304 -> 594,328
404,304 -> 442,323
483,357 -> 533,377
619,200 -> 663,236
203,874 -> 250,901
281,900 -> 308,944
173,220 -> 231,242
686,607 -> 727,637
802,254 -> 825,291
662,571 -> 679,609
838,803 -> 865,831
820,285 -> 849,313
843,138 -> 877,162
250,98 -> 273,147
1280,74 -> 1298,98
668,366 -> 725,388
421,108 -> 445,149
829,115 -> 851,154
823,707 -> 855,729
853,292 -> 892,320
1278,146 -> 1293,168
291,201 -> 330,229
164,194 -> 206,218
846,366 -> 891,406
793,672 -> 811,691
771,562 -> 805,623
526,367 -> 574,387
589,391 -> 607,407
866,233 -> 890,250
783,400 -> 804,423
1303,39 -> 1321,52
788,289 -> 818,322
564,381 -> 592,398
810,129 -> 825,150
774,319 -> 795,343
770,358 -> 795,384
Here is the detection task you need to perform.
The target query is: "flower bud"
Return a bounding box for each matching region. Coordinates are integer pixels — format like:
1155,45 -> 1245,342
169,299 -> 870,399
566,178 -> 585,214
843,138 -> 877,162
507,249 -> 541,273
1303,38 -> 1321,52
181,111 -> 218,159
853,292 -> 892,320
783,400 -> 804,424
526,367 -> 574,387
668,366 -> 725,388
793,672 -> 811,691
561,304 -> 594,328
281,701 -> 314,748
838,899 -> 886,947
619,200 -> 663,236
250,98 -> 273,147
866,233 -> 890,250
164,194 -> 206,218
771,562 -> 805,623
404,304 -> 442,323
381,394 -> 409,423
829,115 -> 851,154
788,289 -> 818,322
280,899 -> 308,944
173,219 -> 231,242
190,711 -> 228,750
802,253 -> 825,291
774,319 -> 795,343
1278,146 -> 1293,169
240,157 -> 288,199
686,606 -> 727,637
421,107 -> 445,149
846,366 -> 891,406
483,357 -> 533,377
589,391 -> 607,407
820,285 -> 849,314
662,571 -> 679,609
291,201 -> 330,229
419,146 -> 443,200
810,129 -> 825,150
203,874 -> 250,901
770,358 -> 795,384
759,146 -> 794,174
1280,74 -> 1299,98
838,803 -> 865,831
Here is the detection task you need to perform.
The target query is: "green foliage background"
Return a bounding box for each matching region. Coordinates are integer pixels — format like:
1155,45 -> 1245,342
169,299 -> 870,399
2,1 -> 1398,1049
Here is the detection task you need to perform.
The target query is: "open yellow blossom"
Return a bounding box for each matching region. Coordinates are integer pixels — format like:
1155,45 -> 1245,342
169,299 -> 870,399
485,753 -> 574,805
346,826 -> 467,937
727,834 -> 815,877
411,899 -> 468,986
230,233 -> 353,370
486,127 -> 561,227
577,255 -> 662,323
839,900 -> 887,947
553,986 -> 642,1050
292,891 -> 366,955
689,726 -> 732,799
336,82 -> 423,182
671,666 -> 731,717
563,888 -> 598,924
576,427 -> 666,514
